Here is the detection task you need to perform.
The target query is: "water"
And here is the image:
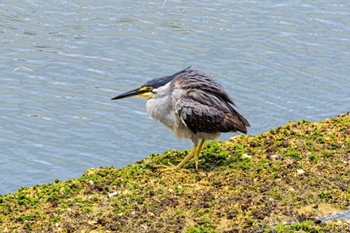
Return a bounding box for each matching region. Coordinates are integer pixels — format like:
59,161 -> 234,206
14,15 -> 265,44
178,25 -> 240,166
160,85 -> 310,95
318,210 -> 350,222
1,0 -> 349,194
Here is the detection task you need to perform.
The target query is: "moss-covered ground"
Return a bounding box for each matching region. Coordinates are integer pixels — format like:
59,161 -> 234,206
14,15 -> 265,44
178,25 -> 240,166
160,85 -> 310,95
1,113 -> 350,232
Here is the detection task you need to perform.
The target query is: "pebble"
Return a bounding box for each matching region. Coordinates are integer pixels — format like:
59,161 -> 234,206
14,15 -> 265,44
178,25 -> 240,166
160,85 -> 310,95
297,169 -> 305,175
108,191 -> 118,198
242,153 -> 252,159
270,155 -> 280,161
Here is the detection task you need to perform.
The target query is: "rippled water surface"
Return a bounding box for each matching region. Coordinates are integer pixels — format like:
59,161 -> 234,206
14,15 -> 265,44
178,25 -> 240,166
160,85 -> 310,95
1,0 -> 349,194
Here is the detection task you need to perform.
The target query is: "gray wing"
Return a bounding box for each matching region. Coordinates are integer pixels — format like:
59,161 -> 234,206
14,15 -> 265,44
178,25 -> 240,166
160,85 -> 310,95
172,68 -> 236,106
173,68 -> 250,134
175,90 -> 249,134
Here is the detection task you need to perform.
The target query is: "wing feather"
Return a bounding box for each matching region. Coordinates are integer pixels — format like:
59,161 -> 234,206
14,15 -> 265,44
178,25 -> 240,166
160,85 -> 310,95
176,90 -> 249,134
172,68 -> 236,106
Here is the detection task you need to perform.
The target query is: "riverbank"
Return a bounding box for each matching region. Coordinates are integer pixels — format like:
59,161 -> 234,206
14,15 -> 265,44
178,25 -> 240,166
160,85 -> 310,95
1,113 -> 349,232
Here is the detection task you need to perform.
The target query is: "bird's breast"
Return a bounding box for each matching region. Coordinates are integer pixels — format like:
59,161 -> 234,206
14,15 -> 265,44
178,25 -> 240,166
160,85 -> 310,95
146,96 -> 178,131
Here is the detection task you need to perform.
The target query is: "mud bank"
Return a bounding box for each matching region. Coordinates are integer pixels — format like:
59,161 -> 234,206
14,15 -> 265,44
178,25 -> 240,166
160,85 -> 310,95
1,113 -> 349,232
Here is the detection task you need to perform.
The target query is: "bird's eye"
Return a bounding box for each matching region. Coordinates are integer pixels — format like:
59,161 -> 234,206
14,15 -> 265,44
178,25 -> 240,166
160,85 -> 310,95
140,86 -> 153,92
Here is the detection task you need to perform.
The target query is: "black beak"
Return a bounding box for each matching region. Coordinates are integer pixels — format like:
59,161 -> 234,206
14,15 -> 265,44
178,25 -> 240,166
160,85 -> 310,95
111,88 -> 142,100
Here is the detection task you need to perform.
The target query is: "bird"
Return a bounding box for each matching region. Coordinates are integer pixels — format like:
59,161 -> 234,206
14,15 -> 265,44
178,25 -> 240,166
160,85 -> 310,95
111,67 -> 250,170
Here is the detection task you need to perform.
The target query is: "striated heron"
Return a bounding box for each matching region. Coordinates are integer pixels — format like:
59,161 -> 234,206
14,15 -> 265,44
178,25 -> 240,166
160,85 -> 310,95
111,67 -> 250,170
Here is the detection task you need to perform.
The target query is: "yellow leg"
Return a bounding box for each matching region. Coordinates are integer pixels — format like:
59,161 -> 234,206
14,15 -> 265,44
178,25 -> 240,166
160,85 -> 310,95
194,139 -> 205,171
156,139 -> 206,171
174,144 -> 198,169
155,145 -> 197,171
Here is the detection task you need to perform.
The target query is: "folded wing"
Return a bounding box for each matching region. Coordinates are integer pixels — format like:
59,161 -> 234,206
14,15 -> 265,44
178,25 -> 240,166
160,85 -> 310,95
175,90 -> 250,134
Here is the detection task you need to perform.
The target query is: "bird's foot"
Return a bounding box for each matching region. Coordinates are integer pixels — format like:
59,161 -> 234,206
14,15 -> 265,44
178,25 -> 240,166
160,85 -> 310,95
154,142 -> 205,172
154,162 -> 190,172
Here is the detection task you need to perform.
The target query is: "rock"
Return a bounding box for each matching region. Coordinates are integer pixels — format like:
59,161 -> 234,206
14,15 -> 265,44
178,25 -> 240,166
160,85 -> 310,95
297,169 -> 305,175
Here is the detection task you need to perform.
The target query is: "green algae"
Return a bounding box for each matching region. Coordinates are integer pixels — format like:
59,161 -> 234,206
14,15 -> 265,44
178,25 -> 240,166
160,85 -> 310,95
1,113 -> 350,232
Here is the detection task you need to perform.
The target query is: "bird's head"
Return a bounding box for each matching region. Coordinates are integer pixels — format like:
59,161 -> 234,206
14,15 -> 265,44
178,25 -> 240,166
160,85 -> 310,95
111,66 -> 191,101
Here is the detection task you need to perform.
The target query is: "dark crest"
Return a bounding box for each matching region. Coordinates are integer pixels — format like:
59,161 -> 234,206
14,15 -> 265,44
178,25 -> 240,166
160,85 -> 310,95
143,66 -> 191,88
